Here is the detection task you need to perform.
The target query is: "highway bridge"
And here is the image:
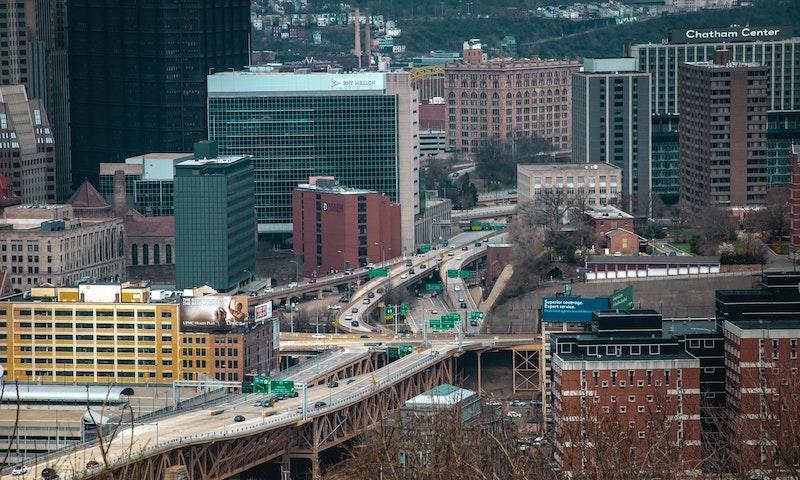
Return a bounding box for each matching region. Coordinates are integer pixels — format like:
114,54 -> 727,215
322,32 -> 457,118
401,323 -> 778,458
9,335 -> 541,480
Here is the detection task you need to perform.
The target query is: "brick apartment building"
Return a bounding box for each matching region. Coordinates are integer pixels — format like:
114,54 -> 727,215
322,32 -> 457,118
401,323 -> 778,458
791,146 -> 800,249
444,43 -> 580,153
679,50 -> 770,211
551,310 -> 702,475
292,177 -> 401,277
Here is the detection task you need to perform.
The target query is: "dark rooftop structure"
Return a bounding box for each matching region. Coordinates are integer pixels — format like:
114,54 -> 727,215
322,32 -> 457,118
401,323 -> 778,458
716,271 -> 800,324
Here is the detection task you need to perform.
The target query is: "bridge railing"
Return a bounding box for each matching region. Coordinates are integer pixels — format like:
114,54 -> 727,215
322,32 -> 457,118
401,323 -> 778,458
61,352 -> 449,480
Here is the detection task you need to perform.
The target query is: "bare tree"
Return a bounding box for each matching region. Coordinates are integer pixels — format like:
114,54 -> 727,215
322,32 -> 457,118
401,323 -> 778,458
686,206 -> 735,255
744,186 -> 791,241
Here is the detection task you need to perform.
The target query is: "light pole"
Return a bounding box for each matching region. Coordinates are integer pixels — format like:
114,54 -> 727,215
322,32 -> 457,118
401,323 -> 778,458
374,241 -> 385,263
288,261 -> 300,282
290,302 -> 297,333
336,250 -> 347,272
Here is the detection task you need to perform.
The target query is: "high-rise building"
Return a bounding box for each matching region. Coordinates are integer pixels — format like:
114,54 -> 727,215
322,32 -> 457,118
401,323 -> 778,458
551,309 -> 702,476
444,43 -> 581,153
292,177 -> 402,277
174,152 -> 255,291
0,85 -> 55,203
651,115 -> 680,204
0,0 -> 71,202
573,58 -> 652,217
791,146 -> 800,249
679,51 -> 769,211
207,70 -> 420,253
67,0 -> 250,186
628,26 -> 800,198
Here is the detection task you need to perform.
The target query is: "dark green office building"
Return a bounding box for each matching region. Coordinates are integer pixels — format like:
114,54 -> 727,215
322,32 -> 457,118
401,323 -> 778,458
174,151 -> 255,291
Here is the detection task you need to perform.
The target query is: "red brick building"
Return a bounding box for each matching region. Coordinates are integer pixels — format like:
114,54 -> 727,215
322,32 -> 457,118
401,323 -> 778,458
723,317 -> 800,471
791,146 -> 800,249
603,228 -> 643,256
551,310 -> 702,476
584,205 -> 635,242
293,177 -> 401,277
444,44 -> 580,153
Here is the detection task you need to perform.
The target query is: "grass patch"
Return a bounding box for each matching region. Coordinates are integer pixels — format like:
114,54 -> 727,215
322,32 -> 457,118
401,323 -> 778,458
673,243 -> 694,254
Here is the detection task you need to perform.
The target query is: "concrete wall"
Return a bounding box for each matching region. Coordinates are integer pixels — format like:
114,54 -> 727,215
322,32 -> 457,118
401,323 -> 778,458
487,272 -> 760,334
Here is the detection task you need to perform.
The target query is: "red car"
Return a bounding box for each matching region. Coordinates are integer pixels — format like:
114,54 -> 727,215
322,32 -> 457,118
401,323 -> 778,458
307,278 -> 317,283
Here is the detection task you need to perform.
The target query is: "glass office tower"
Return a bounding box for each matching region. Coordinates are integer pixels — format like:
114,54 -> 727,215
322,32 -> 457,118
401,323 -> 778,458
207,70 -> 419,253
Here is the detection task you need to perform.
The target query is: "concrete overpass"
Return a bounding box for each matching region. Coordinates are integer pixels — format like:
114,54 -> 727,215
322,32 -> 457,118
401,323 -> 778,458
451,204 -> 516,222
12,335 -> 542,480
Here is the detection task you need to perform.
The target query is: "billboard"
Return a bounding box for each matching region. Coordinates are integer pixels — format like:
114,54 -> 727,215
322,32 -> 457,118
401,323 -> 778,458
670,26 -> 791,44
254,301 -> 273,322
180,295 -> 249,330
542,296 -> 609,323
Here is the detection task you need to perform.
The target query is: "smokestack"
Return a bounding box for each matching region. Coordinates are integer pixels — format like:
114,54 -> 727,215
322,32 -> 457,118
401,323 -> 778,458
364,9 -> 372,68
113,170 -> 127,217
354,9 -> 362,69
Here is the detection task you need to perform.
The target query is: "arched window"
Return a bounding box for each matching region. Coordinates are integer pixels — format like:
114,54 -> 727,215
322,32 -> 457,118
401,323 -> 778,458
142,244 -> 149,265
166,244 -> 173,264
131,244 -> 138,266
153,244 -> 160,265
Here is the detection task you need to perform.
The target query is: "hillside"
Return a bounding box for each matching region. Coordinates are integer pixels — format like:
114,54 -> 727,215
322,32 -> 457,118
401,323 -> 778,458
531,0 -> 800,58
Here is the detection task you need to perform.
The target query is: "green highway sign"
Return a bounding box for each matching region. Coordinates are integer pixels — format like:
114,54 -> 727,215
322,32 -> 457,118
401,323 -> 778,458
429,319 -> 441,329
425,283 -> 443,291
386,306 -> 395,314
368,268 -> 389,278
470,311 -> 484,320
269,380 -> 295,395
447,269 -> 459,278
253,376 -> 270,393
459,270 -> 473,278
419,244 -> 431,253
443,313 -> 461,322
610,285 -> 634,310
400,303 -> 410,314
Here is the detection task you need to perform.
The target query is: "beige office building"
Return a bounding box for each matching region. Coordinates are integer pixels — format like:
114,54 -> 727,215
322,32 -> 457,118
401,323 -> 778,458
0,204 -> 124,289
517,163 -> 622,209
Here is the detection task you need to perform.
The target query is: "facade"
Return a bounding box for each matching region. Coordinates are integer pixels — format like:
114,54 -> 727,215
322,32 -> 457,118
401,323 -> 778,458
651,114 -> 680,203
517,163 -> 622,209
207,70 -> 420,253
723,318 -> 800,471
792,147 -> 800,249
0,283 -> 279,384
0,0 -> 71,201
292,177 -> 401,277
601,228 -> 643,255
124,211 -> 175,282
68,0 -> 250,186
0,85 -> 56,203
99,153 -> 193,216
584,255 -> 720,281
679,52 -> 769,211
715,271 -> 800,324
766,111 -> 800,186
551,310 -> 702,475
444,44 -> 581,153
0,204 -> 124,289
572,58 -> 651,217
174,155 -> 256,291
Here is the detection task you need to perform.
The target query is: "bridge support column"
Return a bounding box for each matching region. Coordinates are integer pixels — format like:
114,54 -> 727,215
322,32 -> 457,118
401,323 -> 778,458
476,350 -> 483,395
280,452 -> 291,480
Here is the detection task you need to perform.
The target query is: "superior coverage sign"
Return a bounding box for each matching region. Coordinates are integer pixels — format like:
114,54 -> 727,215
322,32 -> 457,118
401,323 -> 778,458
670,26 -> 791,44
542,296 -> 609,324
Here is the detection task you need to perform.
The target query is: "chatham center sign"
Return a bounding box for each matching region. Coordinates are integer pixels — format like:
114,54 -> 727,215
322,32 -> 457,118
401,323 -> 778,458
670,26 -> 792,44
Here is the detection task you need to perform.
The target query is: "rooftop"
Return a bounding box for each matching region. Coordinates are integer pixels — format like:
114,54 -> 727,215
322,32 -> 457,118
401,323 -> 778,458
124,211 -> 175,238
518,162 -> 621,173
296,183 -> 376,195
585,205 -> 633,219
726,318 -> 800,330
68,181 -> 109,209
404,384 -> 476,407
176,155 -> 249,167
685,60 -> 766,69
587,255 -> 720,265
662,319 -> 718,337
0,385 -> 134,404
556,350 -> 696,362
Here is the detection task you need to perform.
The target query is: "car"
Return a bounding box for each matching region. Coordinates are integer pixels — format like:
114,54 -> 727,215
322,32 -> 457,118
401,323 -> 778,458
470,320 -> 478,327
366,263 -> 375,269
429,350 -> 440,356
420,264 -> 427,269
462,246 -> 469,251
460,302 -> 468,309
400,273 -> 408,279
485,400 -> 501,407
454,285 -> 462,291
287,282 -> 298,288
328,304 -> 341,310
456,255 -> 462,260
314,401 -> 327,408
376,287 -> 385,294
359,334 -> 371,339
447,252 -> 454,257
307,278 -> 317,284
85,461 -> 100,470
351,307 -> 359,313
345,314 -> 353,321
475,242 -> 482,247
327,381 -> 339,388
41,468 -> 58,480
409,268 -> 415,274
506,411 -> 522,418
362,298 -> 370,304
347,378 -> 356,384
405,260 -> 413,267
344,268 -> 354,275
458,297 -> 465,303
442,241 -> 449,247
431,310 -> 438,315
312,333 -> 326,340
11,465 -> 29,476
510,400 -> 527,406
351,320 -> 360,327
254,400 -> 264,407
234,415 -> 246,422
371,328 -> 380,333
264,287 -> 274,293
368,291 -> 375,298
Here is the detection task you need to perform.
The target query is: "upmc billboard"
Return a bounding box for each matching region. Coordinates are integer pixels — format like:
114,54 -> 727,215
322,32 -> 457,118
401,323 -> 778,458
542,296 -> 609,324
670,26 -> 791,44
180,295 -> 249,331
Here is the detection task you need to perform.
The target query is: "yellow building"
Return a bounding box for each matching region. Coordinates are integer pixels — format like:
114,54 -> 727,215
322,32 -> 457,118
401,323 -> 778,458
0,282 -> 209,384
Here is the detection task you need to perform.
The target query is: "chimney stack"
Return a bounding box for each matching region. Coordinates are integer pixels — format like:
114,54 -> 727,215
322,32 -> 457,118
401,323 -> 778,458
113,170 -> 127,217
354,9 -> 362,69
364,9 -> 372,68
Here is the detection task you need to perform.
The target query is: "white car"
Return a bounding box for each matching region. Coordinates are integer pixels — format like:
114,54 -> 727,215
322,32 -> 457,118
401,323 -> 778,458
458,298 -> 465,303
485,400 -> 501,407
345,314 -> 353,321
454,285 -> 462,292
400,273 -> 408,279
507,411 -> 523,418
287,282 -> 298,288
312,333 -> 326,340
264,287 -> 274,293
456,255 -> 462,260
447,252 -> 454,257
11,465 -> 29,476
327,304 -> 341,310
431,310 -> 439,315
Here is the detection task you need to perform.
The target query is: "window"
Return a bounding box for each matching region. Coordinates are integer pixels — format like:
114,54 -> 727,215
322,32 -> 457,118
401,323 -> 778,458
619,406 -> 627,414
131,244 -> 138,266
628,395 -> 635,403
638,431 -> 646,439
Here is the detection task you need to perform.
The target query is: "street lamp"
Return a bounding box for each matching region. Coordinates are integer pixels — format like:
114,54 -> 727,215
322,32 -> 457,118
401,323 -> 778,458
336,250 -> 347,272
374,241 -> 385,263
